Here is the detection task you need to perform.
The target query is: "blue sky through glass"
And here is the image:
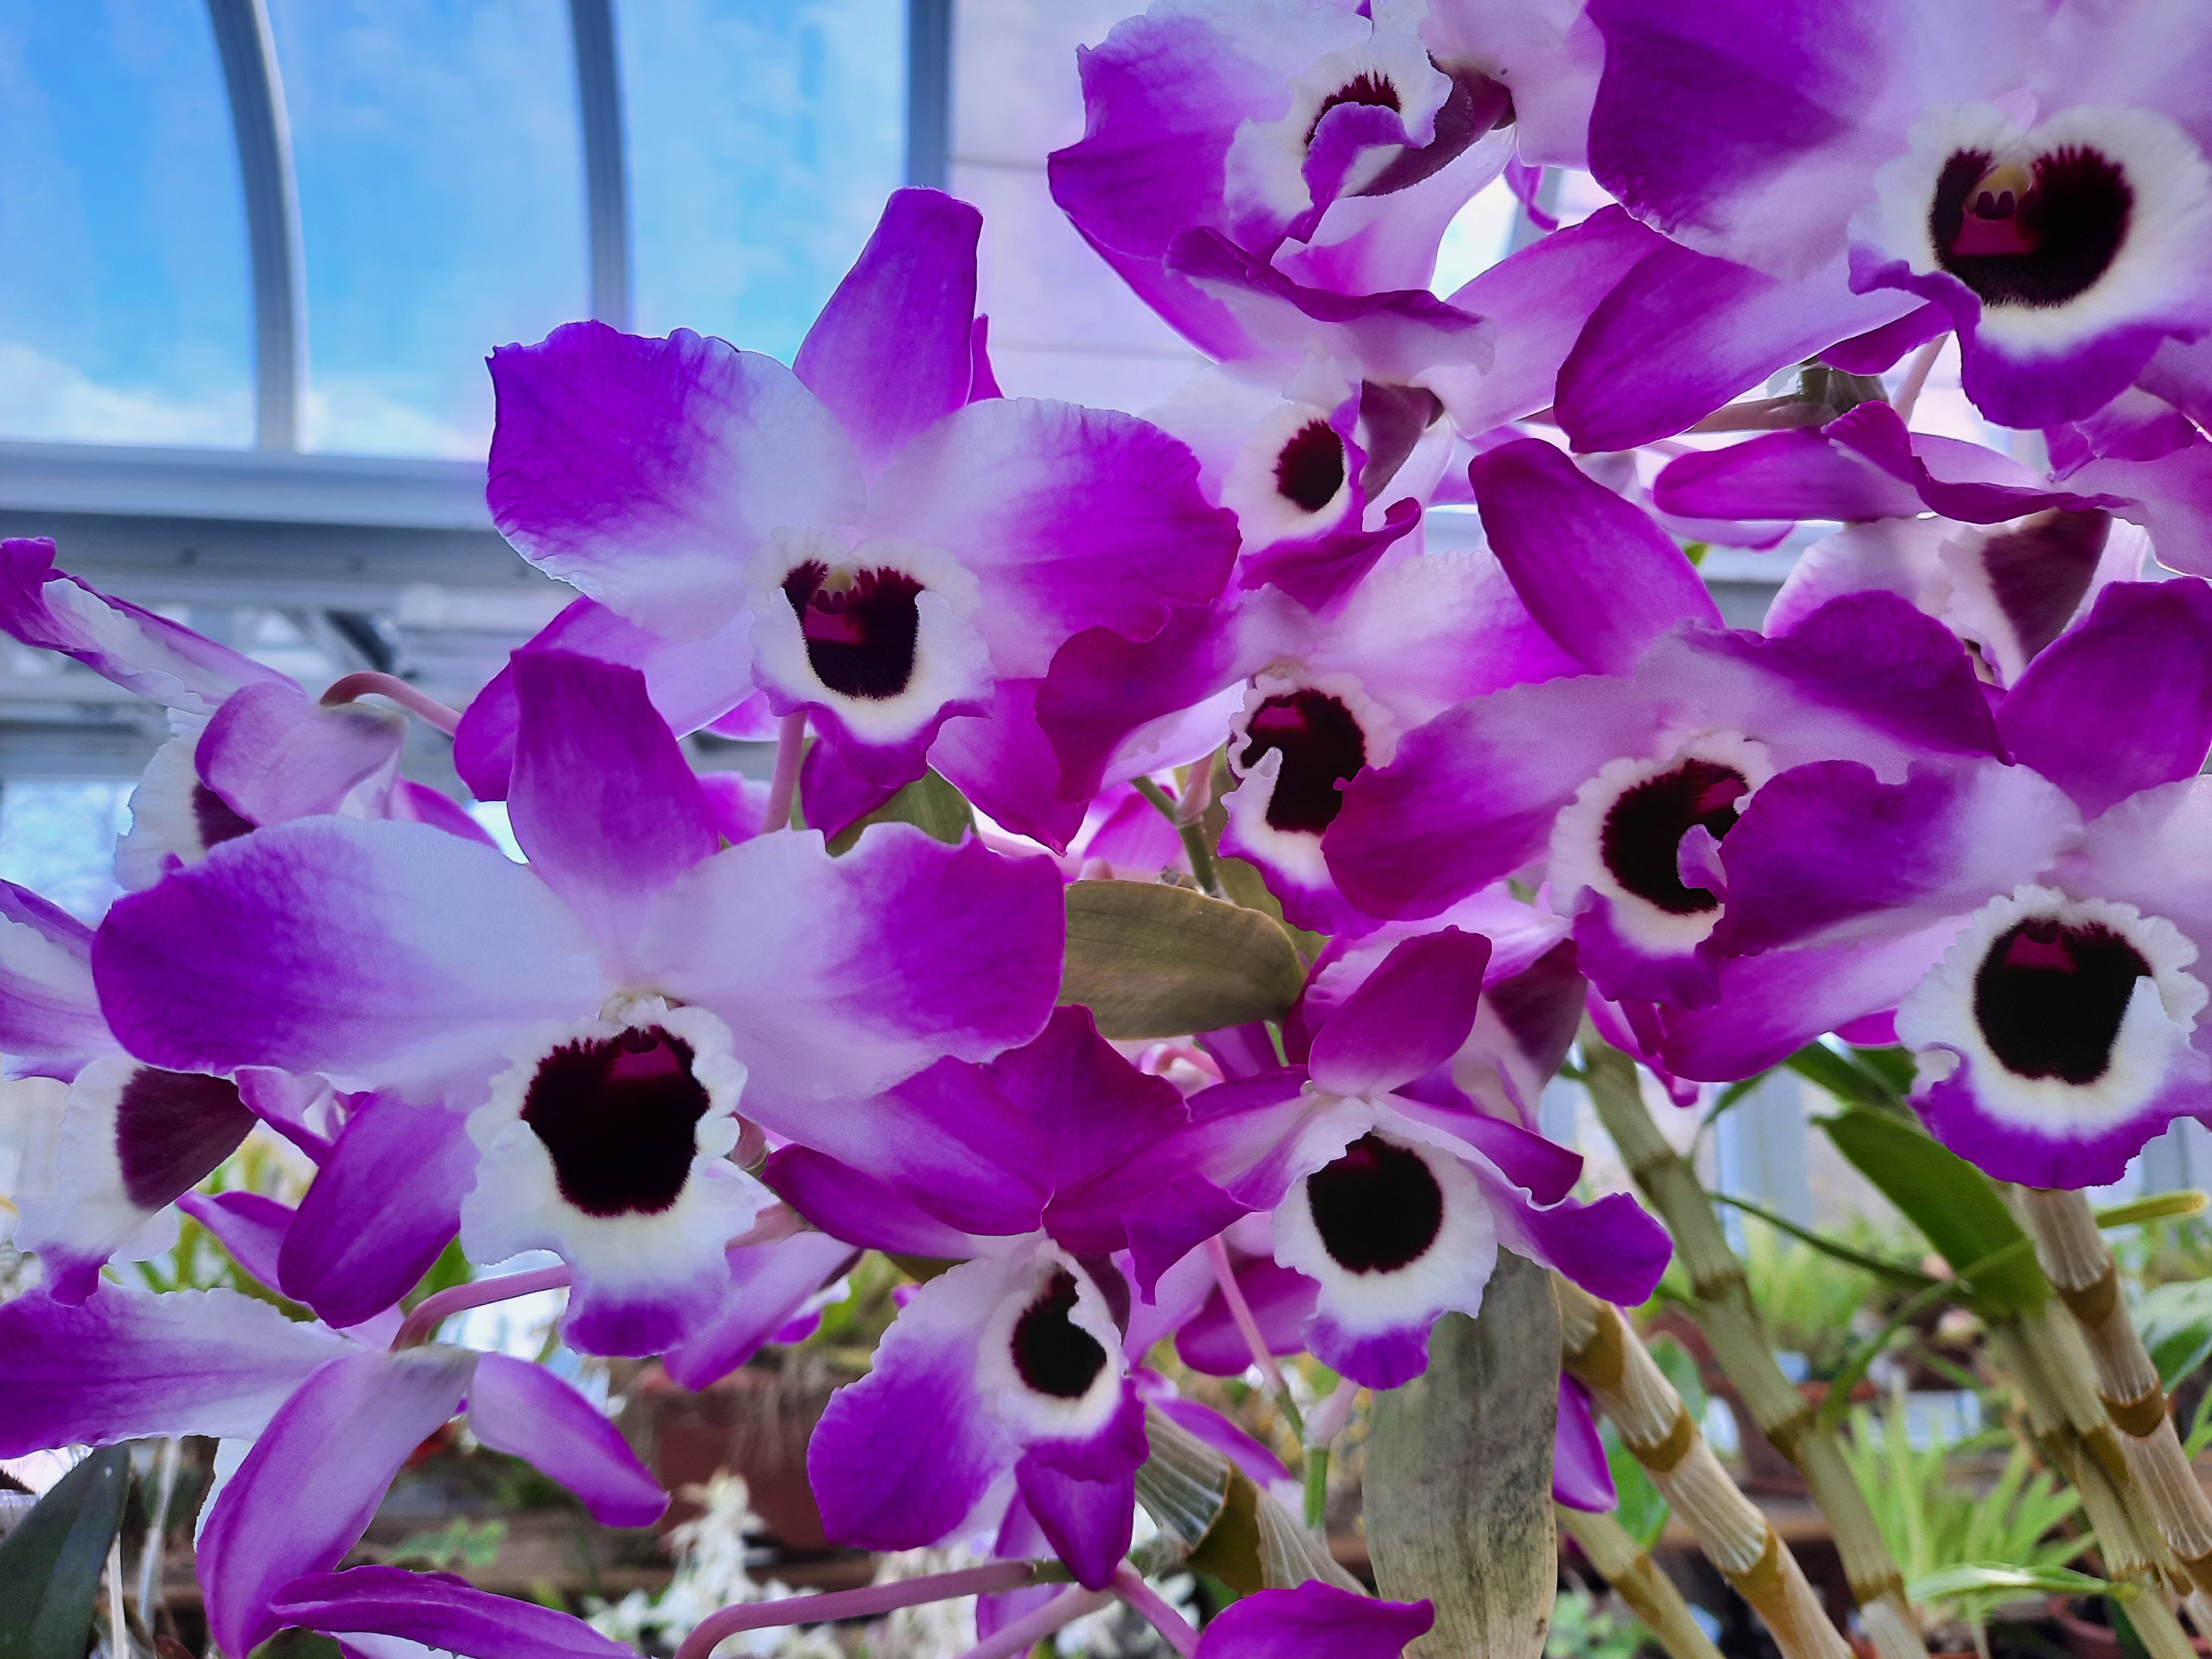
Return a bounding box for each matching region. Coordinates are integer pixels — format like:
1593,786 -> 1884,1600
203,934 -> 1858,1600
268,0 -> 591,457
622,0 -> 904,363
0,1 -> 253,446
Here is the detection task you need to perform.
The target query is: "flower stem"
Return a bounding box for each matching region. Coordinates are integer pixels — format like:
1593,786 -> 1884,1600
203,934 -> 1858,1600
1204,1234 -> 1303,1439
1578,1031 -> 1928,1659
1557,1504 -> 1724,1659
319,671 -> 462,734
392,1264 -> 572,1349
1131,775 -> 1223,899
675,1561 -> 1042,1659
1114,1563 -> 1202,1657
1554,1272 -> 1854,1659
2017,1186 -> 2212,1594
763,711 -> 807,832
951,1584 -> 1115,1659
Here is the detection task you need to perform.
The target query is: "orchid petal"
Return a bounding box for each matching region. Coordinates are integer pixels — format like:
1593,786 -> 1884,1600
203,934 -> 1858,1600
1997,580 -> 2212,820
0,1284 -> 352,1455
467,1353 -> 668,1527
1307,928 -> 1492,1099
795,189 -> 981,474
640,825 -> 1061,1118
197,683 -> 406,827
808,1252 -> 1019,1551
279,1094 -> 475,1329
0,537 -> 289,713
487,321 -> 863,639
1470,439 -> 1719,675
92,818 -> 608,1102
663,1229 -> 860,1389
1197,1580 -> 1434,1657
509,649 -> 721,957
271,1567 -> 634,1659
198,1345 -> 477,1657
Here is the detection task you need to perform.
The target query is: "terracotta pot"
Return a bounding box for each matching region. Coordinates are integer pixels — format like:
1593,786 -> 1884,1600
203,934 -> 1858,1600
638,1357 -> 860,1550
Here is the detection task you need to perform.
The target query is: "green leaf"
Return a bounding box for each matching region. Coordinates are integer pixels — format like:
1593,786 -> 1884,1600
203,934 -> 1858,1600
1712,1193 -> 1937,1288
2134,1280 -> 2212,1394
1815,1236 -> 2031,1432
1820,1108 -> 2047,1315
252,1636 -> 347,1659
825,769 -> 972,855
1908,1564 -> 2114,1604
0,1446 -> 132,1659
249,1636 -> 346,1659
1849,1046 -> 1919,1097
1060,880 -> 1304,1039
2094,1191 -> 2208,1229
1786,1041 -> 1903,1108
1599,1421 -> 1671,1551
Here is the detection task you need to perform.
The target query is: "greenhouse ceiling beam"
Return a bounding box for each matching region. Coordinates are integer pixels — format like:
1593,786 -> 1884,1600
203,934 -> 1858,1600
206,0 -> 306,452
906,0 -> 952,190
568,0 -> 633,330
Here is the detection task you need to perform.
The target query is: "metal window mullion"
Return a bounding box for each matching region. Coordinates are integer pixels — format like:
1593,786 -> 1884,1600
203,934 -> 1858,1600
568,0 -> 632,330
905,0 -> 952,191
206,0 -> 304,451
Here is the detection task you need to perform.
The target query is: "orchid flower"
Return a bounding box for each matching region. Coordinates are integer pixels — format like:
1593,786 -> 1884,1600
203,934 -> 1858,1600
90,649 -> 1061,1354
1663,577 -> 2212,1188
1584,0 -> 2212,428
1322,439 -> 2005,1007
760,1008 -> 1193,1589
1065,928 -> 1668,1387
1656,400 -> 2155,686
461,187 -> 1239,848
0,538 -> 488,886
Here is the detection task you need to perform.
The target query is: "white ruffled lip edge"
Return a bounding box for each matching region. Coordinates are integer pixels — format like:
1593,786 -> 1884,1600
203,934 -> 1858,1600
1897,882 -> 2209,1133
974,1240 -> 1131,1450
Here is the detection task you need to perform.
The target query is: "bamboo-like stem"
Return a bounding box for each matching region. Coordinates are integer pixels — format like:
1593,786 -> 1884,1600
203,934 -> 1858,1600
1555,1274 -> 1854,1659
1579,1036 -> 1929,1659
1986,1322 -> 2197,1659
1558,1504 -> 1726,1659
2018,1187 -> 2212,1595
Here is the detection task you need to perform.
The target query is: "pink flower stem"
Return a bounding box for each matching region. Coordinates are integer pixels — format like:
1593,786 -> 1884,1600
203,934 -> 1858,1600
951,1584 -> 1115,1659
319,671 -> 463,735
725,1203 -> 803,1250
674,1562 -> 1045,1659
1115,1563 -> 1202,1658
1203,1234 -> 1303,1441
392,1265 -> 572,1349
762,711 -> 807,831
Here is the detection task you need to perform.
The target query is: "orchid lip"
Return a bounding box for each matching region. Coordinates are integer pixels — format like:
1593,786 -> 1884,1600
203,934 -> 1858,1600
1236,687 -> 1368,835
1973,916 -> 2150,1086
1307,1133 -> 1444,1275
1305,69 -> 1402,148
1273,418 -> 1347,513
521,1022 -> 711,1218
1601,758 -> 1749,917
1932,144 -> 2132,309
781,561 -> 924,702
1010,1268 -> 1109,1400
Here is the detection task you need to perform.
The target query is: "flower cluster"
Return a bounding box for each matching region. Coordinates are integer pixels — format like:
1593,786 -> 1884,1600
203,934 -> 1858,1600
11,0 -> 2212,1651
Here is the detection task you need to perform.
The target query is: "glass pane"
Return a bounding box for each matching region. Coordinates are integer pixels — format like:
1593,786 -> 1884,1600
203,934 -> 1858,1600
0,1 -> 253,447
0,781 -> 133,922
267,0 -> 589,457
623,0 -> 906,363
